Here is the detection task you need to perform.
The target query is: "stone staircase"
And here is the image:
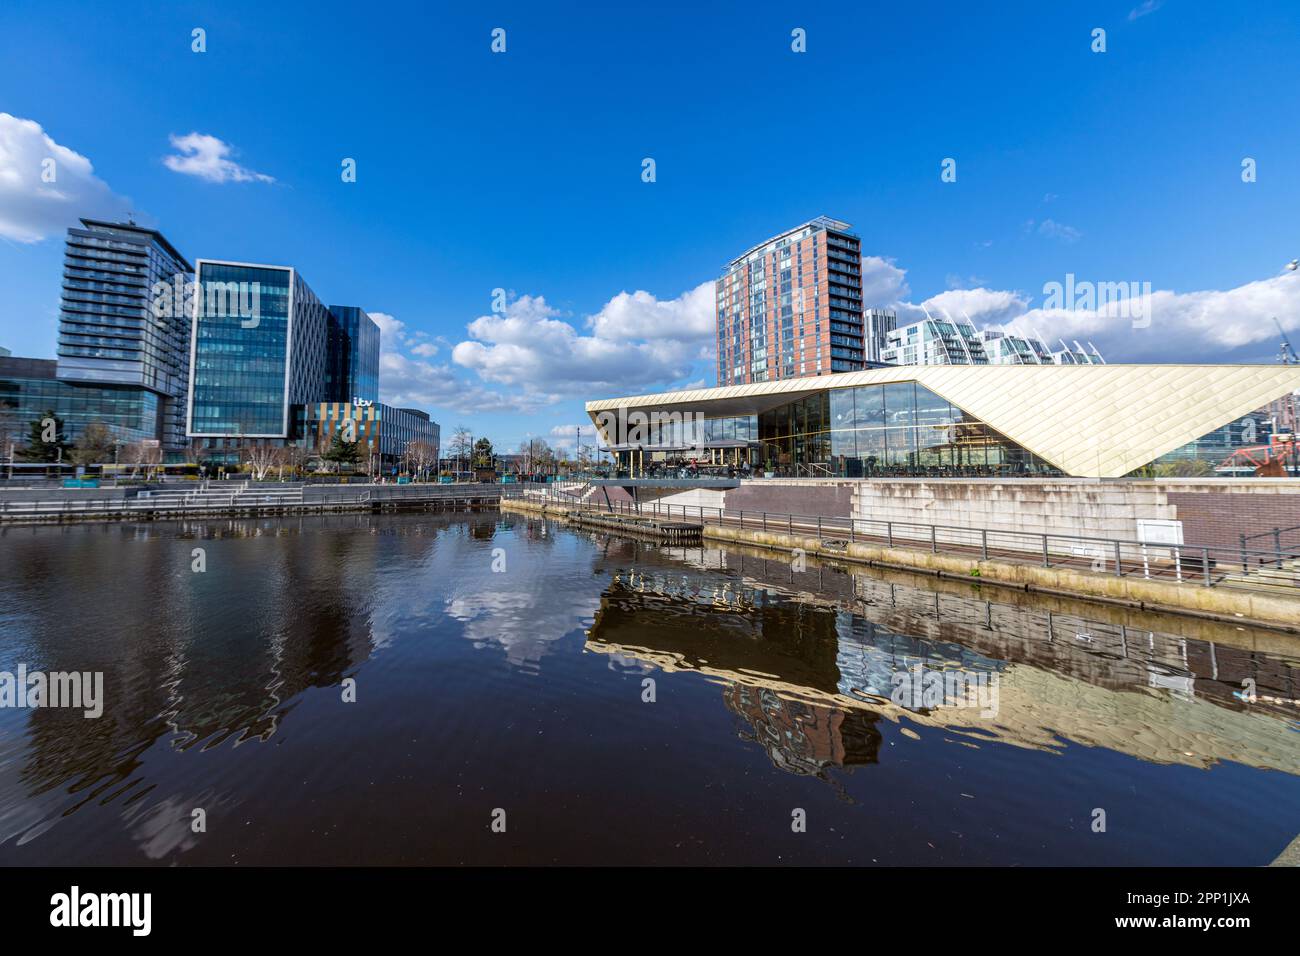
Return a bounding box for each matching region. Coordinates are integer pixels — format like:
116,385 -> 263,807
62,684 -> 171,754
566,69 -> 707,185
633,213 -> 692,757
129,482 -> 304,511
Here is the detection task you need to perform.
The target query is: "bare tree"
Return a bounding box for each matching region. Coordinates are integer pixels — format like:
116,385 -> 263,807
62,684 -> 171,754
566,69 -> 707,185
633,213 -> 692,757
122,440 -> 164,479
0,404 -> 20,451
448,425 -> 473,475
520,437 -> 553,476
0,405 -> 20,479
71,421 -> 116,467
181,439 -> 206,465
279,443 -> 307,480
242,441 -> 279,481
406,440 -> 438,481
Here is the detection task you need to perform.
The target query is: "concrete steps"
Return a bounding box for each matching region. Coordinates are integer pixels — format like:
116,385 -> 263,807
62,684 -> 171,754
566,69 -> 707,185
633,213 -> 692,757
130,485 -> 305,510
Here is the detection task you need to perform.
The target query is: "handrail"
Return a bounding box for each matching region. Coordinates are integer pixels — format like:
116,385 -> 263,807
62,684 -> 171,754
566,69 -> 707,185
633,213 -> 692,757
0,481 -> 530,520
1241,523 -> 1300,543
1238,524 -> 1300,571
517,483 -> 1299,592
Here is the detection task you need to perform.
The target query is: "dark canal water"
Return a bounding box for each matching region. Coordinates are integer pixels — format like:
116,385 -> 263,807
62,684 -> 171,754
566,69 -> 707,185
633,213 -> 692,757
0,511 -> 1297,865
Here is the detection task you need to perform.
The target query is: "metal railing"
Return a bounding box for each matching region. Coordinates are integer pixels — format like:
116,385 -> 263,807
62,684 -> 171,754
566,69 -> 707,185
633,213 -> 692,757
0,481 -> 540,520
1240,525 -> 1300,570
503,484 -> 1300,593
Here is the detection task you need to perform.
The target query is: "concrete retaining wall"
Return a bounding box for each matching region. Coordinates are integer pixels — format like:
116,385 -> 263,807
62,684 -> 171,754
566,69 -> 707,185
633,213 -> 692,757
0,487 -> 132,504
500,495 -> 1300,630
661,477 -> 1300,551
850,478 -> 1300,550
701,522 -> 1300,632
408,476 -> 1300,556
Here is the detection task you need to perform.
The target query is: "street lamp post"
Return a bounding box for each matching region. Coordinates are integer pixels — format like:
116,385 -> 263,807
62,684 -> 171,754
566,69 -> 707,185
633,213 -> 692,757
1281,258 -> 1298,475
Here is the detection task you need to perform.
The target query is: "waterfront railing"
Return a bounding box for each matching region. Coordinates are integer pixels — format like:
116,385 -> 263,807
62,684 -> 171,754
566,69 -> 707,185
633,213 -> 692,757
501,484 -> 1300,593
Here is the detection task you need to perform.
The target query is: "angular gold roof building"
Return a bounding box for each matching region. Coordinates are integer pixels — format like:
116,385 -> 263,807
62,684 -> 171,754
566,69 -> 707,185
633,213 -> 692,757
586,364 -> 1300,479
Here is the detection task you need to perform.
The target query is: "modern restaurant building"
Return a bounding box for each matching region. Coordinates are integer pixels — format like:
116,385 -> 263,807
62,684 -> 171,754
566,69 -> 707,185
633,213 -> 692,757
587,363 -> 1300,479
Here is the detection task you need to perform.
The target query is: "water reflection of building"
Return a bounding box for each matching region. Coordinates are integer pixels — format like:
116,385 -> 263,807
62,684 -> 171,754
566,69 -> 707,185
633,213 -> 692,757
1,514 -> 438,823
724,684 -> 881,779
584,538 -> 1300,777
588,571 -> 879,778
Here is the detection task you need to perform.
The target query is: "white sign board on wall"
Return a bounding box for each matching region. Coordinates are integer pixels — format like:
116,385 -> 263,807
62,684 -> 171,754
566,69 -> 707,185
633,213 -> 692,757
1137,518 -> 1185,580
1137,519 -> 1183,547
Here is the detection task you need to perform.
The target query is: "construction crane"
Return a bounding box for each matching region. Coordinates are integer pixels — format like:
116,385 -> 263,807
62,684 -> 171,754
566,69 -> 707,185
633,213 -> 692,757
1222,312 -> 1300,474
1276,317 -> 1296,365
1253,314 -> 1299,475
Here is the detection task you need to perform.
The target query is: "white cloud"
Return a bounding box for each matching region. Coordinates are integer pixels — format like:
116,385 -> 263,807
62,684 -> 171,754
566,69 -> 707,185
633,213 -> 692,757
379,349 -> 541,414
162,132 -> 274,184
0,113 -> 132,242
451,284 -> 714,401
903,287 -> 1032,327
586,282 -> 714,341
860,255 -> 911,307
368,310 -> 534,413
369,311 -> 406,346
1005,273 -> 1300,362
1129,0 -> 1163,21
1030,218 -> 1082,243
547,424 -> 584,452
860,250 -> 1300,362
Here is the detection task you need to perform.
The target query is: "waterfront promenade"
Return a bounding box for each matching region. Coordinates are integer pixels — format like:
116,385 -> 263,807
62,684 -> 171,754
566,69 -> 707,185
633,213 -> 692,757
503,483 -> 1300,631
0,480 -> 510,522
7,476 -> 1299,629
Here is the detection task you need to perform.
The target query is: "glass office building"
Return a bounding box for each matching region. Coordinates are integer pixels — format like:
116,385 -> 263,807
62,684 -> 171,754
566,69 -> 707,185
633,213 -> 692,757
604,384 -> 1057,477
0,356 -> 161,447
56,219 -> 193,449
326,306 -> 380,403
187,261 -> 330,442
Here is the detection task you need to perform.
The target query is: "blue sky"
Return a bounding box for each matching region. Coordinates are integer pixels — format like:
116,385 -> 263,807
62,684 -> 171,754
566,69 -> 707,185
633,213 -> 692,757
2,0 -> 1299,452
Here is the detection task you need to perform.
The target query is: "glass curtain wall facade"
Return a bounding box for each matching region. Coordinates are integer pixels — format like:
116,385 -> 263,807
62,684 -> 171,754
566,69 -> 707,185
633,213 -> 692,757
1135,403 -> 1298,477
756,384 -> 1062,477
57,219 -> 193,449
326,306 -> 380,403
632,414 -> 758,447
188,263 -> 330,441
0,357 -> 160,447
